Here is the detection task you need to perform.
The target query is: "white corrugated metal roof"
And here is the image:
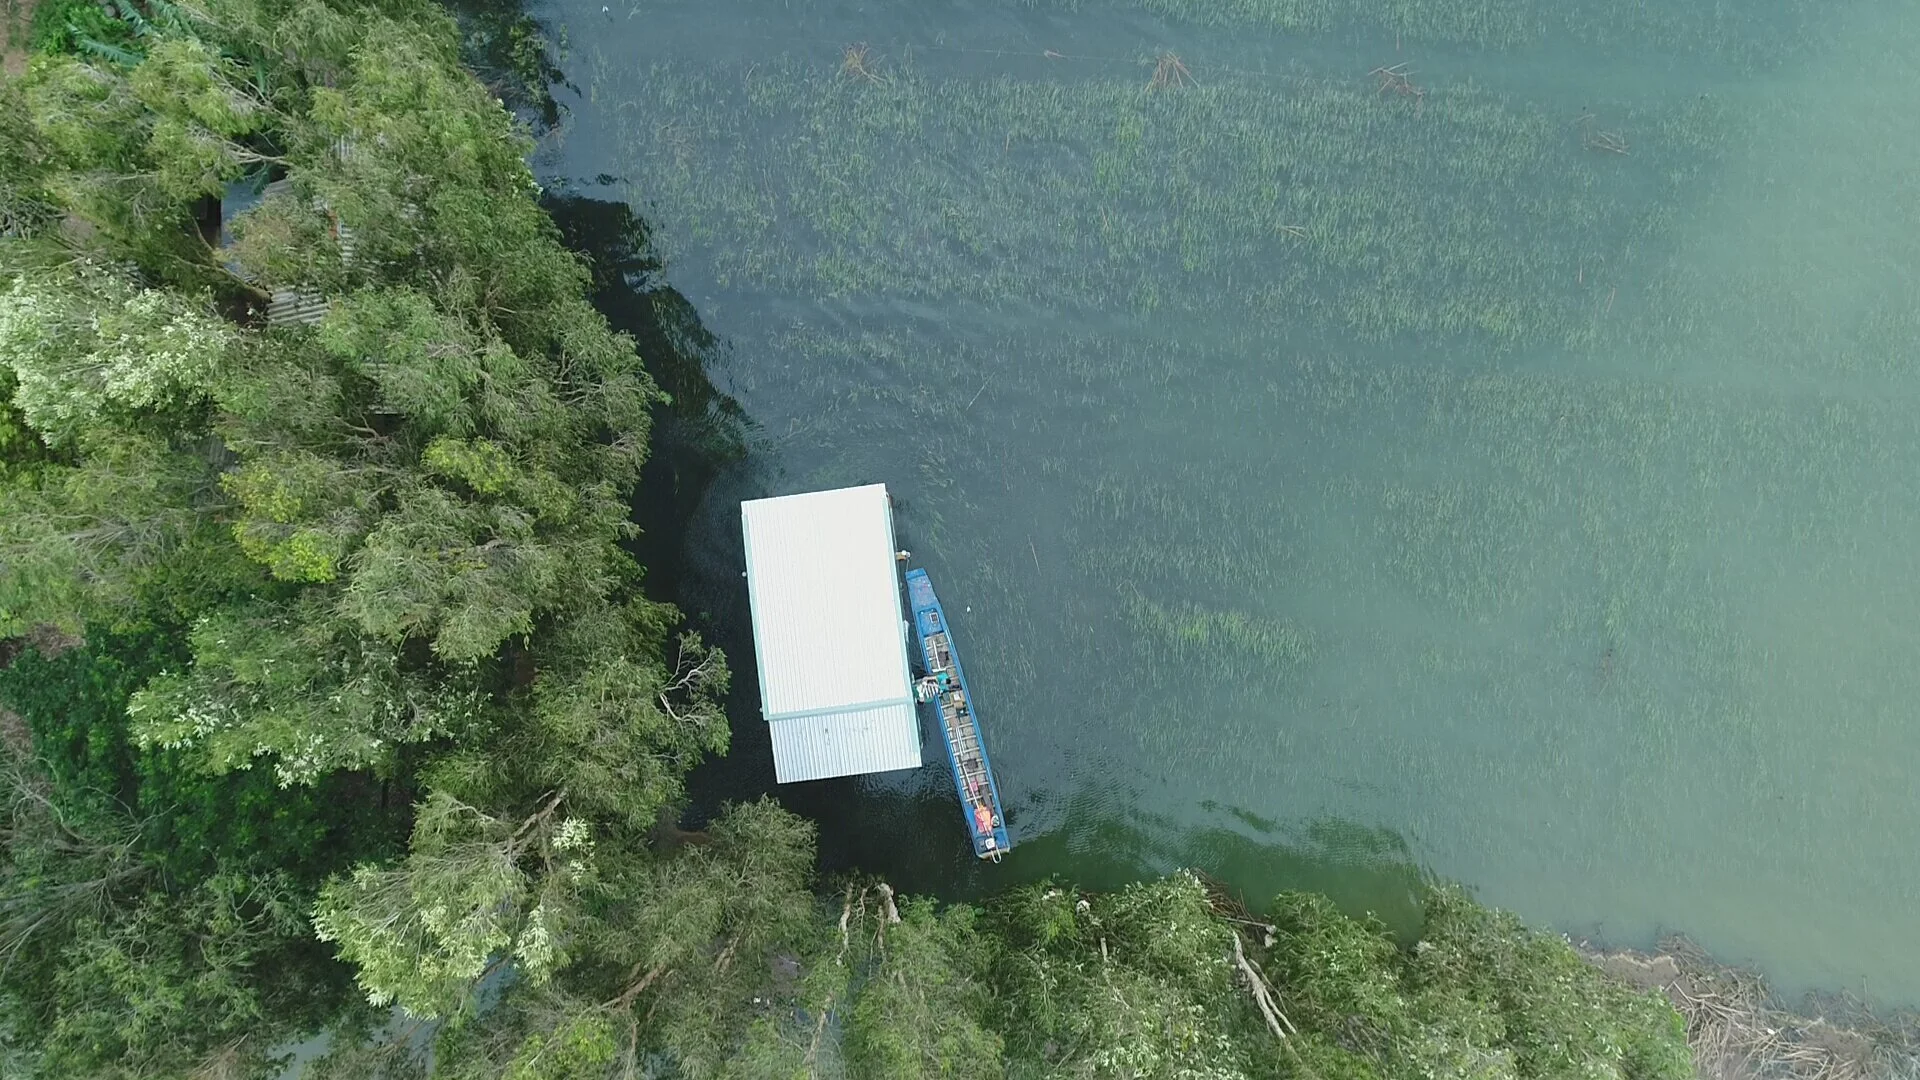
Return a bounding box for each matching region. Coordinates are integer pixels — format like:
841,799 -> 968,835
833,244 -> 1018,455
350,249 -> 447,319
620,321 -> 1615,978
742,484 -> 921,782
768,701 -> 922,783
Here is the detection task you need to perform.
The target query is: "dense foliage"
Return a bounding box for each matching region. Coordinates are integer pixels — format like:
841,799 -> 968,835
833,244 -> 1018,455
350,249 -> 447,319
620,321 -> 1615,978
0,0 -> 748,1073
0,2 -> 1696,1077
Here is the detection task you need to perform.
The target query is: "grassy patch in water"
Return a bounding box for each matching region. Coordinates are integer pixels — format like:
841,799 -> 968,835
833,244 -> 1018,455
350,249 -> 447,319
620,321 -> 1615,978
1012,0 -> 1833,64
1121,587 -> 1311,665
598,53 -> 1731,353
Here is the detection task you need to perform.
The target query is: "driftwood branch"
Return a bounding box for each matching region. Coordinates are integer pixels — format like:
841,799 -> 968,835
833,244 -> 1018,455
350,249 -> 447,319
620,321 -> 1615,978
1369,62 -> 1427,112
1232,931 -> 1299,1042
841,43 -> 886,84
1149,52 -> 1195,91
835,886 -> 858,965
1575,114 -> 1630,155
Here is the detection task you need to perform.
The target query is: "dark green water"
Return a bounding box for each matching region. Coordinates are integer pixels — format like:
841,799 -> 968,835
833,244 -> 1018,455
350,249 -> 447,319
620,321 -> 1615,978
538,0 -> 1920,1000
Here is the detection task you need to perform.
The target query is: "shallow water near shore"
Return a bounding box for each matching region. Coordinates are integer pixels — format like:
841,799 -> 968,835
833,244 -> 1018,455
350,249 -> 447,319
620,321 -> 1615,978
536,0 -> 1920,1002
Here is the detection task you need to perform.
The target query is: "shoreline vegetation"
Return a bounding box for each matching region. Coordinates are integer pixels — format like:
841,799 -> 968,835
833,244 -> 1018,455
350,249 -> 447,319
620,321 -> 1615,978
0,0 -> 1914,1077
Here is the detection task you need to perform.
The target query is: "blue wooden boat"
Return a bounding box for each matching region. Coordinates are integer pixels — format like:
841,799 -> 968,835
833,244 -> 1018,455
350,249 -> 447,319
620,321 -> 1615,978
905,569 -> 1011,860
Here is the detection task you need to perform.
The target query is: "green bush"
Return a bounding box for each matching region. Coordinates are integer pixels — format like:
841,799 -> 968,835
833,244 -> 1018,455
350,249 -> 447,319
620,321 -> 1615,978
0,631 -> 407,883
27,0 -> 139,59
1262,884 -> 1694,1080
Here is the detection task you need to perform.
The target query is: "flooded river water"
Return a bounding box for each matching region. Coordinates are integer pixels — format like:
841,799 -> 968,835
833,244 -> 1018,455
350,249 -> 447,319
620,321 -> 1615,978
536,0 -> 1920,1001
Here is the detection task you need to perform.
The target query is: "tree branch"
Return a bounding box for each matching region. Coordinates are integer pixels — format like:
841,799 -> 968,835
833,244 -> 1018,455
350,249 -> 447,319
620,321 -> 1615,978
602,960 -> 669,1012
1232,931 -> 1299,1042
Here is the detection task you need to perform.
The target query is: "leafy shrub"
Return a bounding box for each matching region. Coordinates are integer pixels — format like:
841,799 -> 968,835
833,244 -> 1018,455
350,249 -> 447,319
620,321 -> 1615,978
0,630 -> 407,883
28,0 -> 138,60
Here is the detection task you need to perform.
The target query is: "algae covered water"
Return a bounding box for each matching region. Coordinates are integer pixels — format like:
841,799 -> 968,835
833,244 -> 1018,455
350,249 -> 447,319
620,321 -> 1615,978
537,0 -> 1920,1000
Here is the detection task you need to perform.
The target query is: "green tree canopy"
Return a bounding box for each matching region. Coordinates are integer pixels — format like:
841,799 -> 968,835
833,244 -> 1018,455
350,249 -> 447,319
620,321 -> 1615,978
0,0 -> 715,783
0,0 -> 737,1073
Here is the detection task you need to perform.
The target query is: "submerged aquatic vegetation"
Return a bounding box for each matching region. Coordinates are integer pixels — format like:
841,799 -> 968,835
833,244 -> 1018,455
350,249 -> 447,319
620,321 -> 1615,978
1010,0 -> 1835,65
1120,587 -> 1311,667
570,0 -> 1920,999
596,53 -> 1732,352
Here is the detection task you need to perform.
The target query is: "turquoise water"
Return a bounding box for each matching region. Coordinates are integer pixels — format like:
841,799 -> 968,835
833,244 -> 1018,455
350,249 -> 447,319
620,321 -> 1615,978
542,0 -> 1920,1000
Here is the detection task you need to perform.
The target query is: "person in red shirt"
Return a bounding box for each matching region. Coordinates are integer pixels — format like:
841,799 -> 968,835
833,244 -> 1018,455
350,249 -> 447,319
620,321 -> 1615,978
972,802 -> 995,836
